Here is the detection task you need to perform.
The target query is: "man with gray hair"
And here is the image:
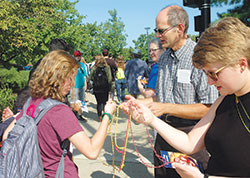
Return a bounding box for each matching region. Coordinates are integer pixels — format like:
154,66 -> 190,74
140,5 -> 218,178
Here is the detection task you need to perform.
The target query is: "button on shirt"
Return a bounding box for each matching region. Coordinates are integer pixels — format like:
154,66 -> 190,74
156,38 -> 218,105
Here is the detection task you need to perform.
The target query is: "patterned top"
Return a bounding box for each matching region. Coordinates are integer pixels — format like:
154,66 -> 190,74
156,38 -> 218,105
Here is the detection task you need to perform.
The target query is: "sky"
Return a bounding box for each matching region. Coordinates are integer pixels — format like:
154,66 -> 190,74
74,0 -> 235,48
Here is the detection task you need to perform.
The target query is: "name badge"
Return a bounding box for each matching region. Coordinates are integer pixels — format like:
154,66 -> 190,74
177,69 -> 191,83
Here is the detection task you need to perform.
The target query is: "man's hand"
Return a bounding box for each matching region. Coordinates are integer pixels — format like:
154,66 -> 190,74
120,96 -> 156,125
146,102 -> 167,117
137,76 -> 145,91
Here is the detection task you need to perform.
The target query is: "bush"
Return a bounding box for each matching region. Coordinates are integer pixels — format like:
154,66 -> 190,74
0,67 -> 29,93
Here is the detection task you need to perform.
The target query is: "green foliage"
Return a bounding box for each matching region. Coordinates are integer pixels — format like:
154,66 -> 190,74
0,85 -> 16,119
211,0 -> 242,6
132,32 -> 156,61
211,0 -> 250,26
0,67 -> 29,93
101,9 -> 127,58
189,34 -> 199,42
0,0 -> 85,69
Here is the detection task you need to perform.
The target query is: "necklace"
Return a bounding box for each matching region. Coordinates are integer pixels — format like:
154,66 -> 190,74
235,95 -> 250,133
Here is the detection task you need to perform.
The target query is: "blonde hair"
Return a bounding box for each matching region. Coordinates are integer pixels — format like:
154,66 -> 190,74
29,50 -> 79,102
116,56 -> 125,70
94,55 -> 108,67
193,17 -> 250,69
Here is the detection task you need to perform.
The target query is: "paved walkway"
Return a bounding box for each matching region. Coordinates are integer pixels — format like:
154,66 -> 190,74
73,92 -> 155,178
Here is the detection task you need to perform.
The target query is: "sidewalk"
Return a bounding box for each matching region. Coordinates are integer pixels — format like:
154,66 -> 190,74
73,92 -> 155,178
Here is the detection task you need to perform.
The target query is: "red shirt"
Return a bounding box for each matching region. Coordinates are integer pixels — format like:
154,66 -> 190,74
16,97 -> 83,178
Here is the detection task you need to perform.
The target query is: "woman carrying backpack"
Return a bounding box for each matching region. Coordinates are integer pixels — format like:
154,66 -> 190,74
89,55 -> 112,122
3,50 -> 116,178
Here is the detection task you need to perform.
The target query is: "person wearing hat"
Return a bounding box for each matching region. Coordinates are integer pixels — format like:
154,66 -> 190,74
70,50 -> 88,121
124,48 -> 149,98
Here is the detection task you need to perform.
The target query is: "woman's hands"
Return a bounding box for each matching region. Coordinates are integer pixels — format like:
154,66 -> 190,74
120,95 -> 156,125
104,99 -> 116,116
172,162 -> 204,178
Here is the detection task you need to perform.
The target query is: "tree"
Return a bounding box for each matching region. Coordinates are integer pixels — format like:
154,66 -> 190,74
102,9 -> 127,58
0,0 -> 59,69
0,0 -> 85,69
132,32 -> 155,61
79,22 -> 104,62
211,0 -> 250,26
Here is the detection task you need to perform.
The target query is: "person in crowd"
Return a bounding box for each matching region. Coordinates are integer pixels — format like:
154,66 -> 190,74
115,56 -> 127,103
29,38 -> 70,81
89,55 -> 112,122
1,107 -> 17,147
122,16 -> 250,178
138,38 -> 165,98
70,50 -> 88,121
3,50 -> 116,178
80,55 -> 89,103
102,49 -> 117,100
132,5 -> 218,178
125,49 -> 149,99
0,85 -> 31,145
81,56 -> 90,102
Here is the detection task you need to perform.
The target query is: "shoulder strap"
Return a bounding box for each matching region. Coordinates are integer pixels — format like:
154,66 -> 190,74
22,96 -> 32,117
33,98 -> 68,178
33,98 -> 65,125
55,148 -> 68,178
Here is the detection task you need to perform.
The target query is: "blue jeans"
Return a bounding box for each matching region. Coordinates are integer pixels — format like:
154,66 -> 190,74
115,79 -> 127,102
70,88 -> 85,103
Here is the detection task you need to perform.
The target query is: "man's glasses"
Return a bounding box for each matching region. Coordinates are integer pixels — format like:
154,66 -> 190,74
149,48 -> 160,53
154,24 -> 178,35
203,65 -> 228,81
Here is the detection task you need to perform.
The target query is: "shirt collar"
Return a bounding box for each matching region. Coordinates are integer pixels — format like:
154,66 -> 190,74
172,38 -> 194,62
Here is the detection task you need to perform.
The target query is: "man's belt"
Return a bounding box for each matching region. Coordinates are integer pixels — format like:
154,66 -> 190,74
160,114 -> 198,128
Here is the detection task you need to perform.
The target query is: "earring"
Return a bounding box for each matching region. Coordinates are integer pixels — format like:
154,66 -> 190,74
241,67 -> 244,72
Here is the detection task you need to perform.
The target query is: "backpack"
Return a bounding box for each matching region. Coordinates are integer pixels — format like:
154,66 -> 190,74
116,68 -> 125,80
0,97 -> 68,178
93,66 -> 110,92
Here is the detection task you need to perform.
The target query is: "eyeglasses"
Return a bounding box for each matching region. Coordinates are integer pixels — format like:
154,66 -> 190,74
149,48 -> 160,53
154,24 -> 178,35
203,65 -> 228,81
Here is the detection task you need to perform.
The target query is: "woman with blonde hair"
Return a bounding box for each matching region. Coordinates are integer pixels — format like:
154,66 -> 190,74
115,56 -> 127,102
3,50 -> 116,178
90,55 -> 112,122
